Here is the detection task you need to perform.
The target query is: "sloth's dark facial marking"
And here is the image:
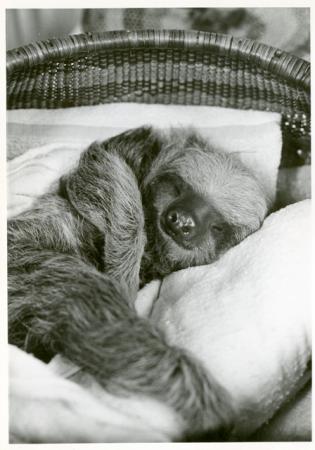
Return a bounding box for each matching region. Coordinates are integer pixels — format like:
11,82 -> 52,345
142,174 -> 235,281
161,187 -> 230,251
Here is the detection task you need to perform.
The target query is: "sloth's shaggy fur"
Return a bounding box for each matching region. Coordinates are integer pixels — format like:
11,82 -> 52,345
8,126 -> 269,438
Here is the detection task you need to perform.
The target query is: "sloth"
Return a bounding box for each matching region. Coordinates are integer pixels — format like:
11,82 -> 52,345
8,126 -> 269,439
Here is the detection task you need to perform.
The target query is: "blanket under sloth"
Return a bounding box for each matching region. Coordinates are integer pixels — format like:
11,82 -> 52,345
7,104 -> 311,442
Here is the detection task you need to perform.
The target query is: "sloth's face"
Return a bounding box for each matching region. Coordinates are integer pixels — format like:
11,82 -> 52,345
142,146 -> 269,279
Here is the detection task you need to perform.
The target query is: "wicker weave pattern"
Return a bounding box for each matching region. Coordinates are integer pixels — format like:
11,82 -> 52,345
7,30 -> 311,164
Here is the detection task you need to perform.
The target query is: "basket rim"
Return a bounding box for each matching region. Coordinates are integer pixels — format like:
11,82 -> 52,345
7,29 -> 310,92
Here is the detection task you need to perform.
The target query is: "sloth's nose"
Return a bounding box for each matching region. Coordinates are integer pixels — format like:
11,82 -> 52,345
162,192 -> 213,246
165,209 -> 197,239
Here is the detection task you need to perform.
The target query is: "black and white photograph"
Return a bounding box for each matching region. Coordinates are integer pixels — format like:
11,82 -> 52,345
3,2 -> 312,446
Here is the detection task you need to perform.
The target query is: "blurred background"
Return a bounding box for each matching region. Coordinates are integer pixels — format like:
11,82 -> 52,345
6,8 -> 310,60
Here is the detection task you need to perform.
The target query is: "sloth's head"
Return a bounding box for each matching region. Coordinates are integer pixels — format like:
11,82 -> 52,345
142,130 -> 270,279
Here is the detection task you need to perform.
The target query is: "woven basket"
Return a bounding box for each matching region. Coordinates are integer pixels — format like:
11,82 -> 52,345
6,30 -> 311,167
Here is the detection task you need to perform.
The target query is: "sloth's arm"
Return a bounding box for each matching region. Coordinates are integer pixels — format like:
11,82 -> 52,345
61,143 -> 147,297
97,126 -> 162,182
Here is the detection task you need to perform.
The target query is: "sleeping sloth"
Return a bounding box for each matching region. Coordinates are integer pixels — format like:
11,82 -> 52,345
8,127 -> 270,439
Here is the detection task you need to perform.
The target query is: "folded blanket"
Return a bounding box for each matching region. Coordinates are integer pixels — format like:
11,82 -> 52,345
7,104 -> 281,218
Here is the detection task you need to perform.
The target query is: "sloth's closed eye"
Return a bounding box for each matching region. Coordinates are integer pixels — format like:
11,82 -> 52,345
211,224 -> 224,233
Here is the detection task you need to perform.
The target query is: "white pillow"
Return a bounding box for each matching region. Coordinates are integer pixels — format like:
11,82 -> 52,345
147,200 -> 311,437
